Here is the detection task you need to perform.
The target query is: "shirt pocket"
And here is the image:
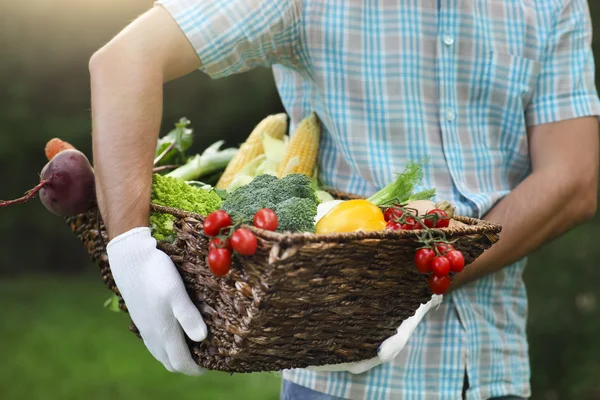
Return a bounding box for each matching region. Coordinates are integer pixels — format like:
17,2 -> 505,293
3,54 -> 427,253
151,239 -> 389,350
476,51 -> 542,152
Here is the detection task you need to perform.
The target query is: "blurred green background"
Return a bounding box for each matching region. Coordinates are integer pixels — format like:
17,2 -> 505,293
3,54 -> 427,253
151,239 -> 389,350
0,1 -> 599,399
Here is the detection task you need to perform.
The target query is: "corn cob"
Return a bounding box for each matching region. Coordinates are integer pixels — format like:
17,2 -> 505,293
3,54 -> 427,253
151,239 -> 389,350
277,112 -> 321,178
216,113 -> 288,189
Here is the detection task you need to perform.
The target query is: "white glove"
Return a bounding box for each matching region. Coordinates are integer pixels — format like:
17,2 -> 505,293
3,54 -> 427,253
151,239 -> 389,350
308,295 -> 443,374
106,227 -> 207,375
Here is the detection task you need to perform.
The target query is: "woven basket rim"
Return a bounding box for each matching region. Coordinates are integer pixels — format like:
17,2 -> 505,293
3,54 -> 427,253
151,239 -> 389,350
150,193 -> 502,247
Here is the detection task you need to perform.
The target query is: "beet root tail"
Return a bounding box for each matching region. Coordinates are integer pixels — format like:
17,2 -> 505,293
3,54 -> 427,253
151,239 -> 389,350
0,180 -> 50,207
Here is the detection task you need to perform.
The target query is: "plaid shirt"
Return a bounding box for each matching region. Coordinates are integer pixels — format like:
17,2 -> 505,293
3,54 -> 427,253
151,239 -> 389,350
157,0 -> 600,398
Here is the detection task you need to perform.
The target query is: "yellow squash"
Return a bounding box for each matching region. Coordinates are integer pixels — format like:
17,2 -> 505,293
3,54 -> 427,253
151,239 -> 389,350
315,199 -> 386,234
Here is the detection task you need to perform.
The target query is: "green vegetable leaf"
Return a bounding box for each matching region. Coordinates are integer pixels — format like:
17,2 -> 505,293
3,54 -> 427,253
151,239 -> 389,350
214,188 -> 229,201
103,295 -> 121,313
155,117 -> 194,166
367,160 -> 434,206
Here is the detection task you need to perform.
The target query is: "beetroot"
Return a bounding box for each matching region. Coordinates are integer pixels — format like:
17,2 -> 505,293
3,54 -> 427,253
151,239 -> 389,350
0,149 -> 96,217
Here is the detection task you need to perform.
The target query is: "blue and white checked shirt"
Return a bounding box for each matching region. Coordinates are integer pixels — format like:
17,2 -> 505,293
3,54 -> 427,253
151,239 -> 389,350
157,0 -> 600,398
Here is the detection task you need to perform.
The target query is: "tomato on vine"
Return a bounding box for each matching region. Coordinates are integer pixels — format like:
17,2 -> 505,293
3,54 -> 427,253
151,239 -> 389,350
414,248 -> 436,273
384,207 -> 404,222
435,242 -> 454,255
400,216 -> 420,230
203,210 -> 232,237
230,228 -> 258,256
431,256 -> 451,276
424,209 -> 450,228
253,208 -> 278,231
209,237 -> 232,252
386,220 -> 402,231
207,248 -> 232,277
429,274 -> 451,295
446,250 -> 465,272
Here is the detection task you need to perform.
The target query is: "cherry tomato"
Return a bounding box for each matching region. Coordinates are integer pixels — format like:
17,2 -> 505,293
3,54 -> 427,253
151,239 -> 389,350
386,220 -> 402,231
446,250 -> 465,273
431,256 -> 451,276
429,274 -> 451,295
203,210 -> 232,237
414,248 -> 436,274
207,248 -> 232,277
400,217 -> 420,230
384,207 -> 404,222
435,242 -> 455,255
209,237 -> 232,252
230,228 -> 258,256
426,209 -> 450,228
253,208 -> 279,231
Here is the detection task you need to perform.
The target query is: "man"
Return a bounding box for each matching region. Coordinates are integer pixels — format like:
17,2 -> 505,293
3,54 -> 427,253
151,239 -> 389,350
90,1 -> 600,399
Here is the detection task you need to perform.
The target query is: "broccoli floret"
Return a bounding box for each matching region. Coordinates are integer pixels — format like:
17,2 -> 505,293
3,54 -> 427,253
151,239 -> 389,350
221,173 -> 319,232
149,174 -> 223,241
273,198 -> 317,233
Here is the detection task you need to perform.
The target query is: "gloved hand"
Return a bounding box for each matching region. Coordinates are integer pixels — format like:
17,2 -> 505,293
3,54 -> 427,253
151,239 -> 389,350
308,294 -> 443,374
106,227 -> 207,375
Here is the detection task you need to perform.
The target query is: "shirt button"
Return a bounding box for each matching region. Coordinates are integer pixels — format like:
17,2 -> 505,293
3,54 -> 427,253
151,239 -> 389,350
443,35 -> 455,46
446,108 -> 456,121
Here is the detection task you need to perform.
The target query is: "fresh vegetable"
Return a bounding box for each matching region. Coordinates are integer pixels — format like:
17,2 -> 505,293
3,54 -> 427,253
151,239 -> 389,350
366,162 -> 436,207
308,167 -> 335,203
0,148 -> 96,217
431,256 -> 451,276
424,209 -> 450,228
384,207 -> 403,222
278,112 -> 320,178
446,250 -> 465,272
386,220 -> 402,231
44,138 -> 76,161
414,248 -> 436,274
429,274 -> 451,295
154,117 -> 194,166
207,248 -> 232,277
400,216 -> 420,230
435,200 -> 456,219
435,242 -> 454,255
315,199 -> 387,234
221,174 -> 319,233
203,210 -> 232,237
216,113 -> 288,189
165,140 -> 238,182
150,174 -> 222,242
230,228 -> 258,256
209,237 -> 232,252
225,129 -> 293,192
253,208 -> 278,231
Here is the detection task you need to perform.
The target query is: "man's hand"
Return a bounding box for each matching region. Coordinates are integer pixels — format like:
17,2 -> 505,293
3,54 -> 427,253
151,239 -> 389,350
107,227 -> 207,375
451,116 -> 599,290
89,6 -> 205,374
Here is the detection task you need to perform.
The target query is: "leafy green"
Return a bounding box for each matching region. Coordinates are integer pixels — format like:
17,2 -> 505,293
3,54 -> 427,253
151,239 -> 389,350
367,161 -> 435,206
154,117 -> 194,166
165,140 -> 238,182
103,295 -> 121,313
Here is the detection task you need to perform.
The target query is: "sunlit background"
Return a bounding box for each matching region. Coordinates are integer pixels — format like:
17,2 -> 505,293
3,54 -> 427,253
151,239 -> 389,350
1,1 -> 599,399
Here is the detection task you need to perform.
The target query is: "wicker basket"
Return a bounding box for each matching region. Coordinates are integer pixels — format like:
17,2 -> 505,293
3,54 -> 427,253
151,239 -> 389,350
65,190 -> 501,373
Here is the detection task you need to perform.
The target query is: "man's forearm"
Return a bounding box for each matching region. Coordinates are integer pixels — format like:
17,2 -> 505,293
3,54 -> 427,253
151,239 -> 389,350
450,117 -> 599,289
90,52 -> 163,240
89,7 -> 201,240
451,169 -> 596,289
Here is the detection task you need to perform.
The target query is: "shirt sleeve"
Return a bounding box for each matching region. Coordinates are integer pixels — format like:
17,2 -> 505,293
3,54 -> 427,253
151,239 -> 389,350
525,0 -> 600,126
155,0 -> 302,78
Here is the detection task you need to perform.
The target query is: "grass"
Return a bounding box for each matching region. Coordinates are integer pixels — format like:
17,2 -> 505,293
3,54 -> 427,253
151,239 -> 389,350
0,273 -> 281,400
